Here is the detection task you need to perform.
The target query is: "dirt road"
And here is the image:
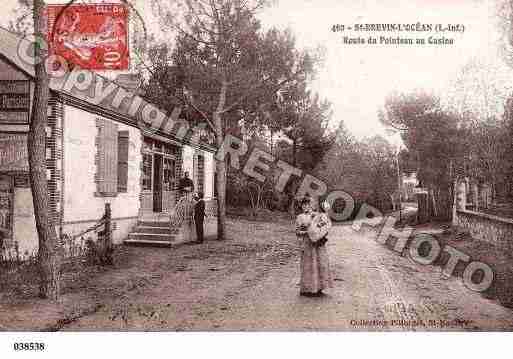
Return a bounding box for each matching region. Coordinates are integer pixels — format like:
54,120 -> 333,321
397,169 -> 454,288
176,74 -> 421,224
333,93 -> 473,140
55,218 -> 513,331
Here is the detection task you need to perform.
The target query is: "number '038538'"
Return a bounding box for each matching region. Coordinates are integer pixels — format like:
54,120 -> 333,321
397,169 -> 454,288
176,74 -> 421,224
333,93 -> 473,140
13,342 -> 45,351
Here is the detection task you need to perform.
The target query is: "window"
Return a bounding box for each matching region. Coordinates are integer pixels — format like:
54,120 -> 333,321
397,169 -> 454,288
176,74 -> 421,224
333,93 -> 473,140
142,153 -> 152,191
117,131 -> 129,192
163,157 -> 175,191
194,152 -> 205,194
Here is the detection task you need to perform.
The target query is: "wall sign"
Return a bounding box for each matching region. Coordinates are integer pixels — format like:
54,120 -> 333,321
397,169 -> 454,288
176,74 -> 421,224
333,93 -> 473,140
0,81 -> 30,125
0,175 -> 13,239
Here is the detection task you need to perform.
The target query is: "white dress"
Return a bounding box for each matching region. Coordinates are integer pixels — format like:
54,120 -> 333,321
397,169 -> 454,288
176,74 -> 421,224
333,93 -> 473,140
296,211 -> 333,294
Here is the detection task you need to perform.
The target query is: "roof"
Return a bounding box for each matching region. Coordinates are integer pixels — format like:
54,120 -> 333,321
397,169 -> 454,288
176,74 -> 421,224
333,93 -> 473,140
0,27 -> 217,152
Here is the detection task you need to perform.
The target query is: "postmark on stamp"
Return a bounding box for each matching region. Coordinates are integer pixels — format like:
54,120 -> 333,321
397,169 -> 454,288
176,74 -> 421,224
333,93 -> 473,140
46,3 -> 129,70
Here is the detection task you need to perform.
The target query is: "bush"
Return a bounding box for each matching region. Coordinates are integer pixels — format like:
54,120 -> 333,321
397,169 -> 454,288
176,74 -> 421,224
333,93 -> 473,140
0,249 -> 40,298
85,235 -> 114,266
227,206 -> 293,222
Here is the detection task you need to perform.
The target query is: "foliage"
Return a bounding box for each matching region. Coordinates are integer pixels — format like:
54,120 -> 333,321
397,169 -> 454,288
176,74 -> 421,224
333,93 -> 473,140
359,135 -> 399,211
316,122 -> 399,212
502,97 -> 513,200
7,0 -> 32,35
273,86 -> 336,170
380,86 -> 513,219
143,0 -> 317,133
142,0 -> 321,236
380,91 -> 466,219
226,136 -> 283,212
496,0 -> 513,69
0,232 -> 95,299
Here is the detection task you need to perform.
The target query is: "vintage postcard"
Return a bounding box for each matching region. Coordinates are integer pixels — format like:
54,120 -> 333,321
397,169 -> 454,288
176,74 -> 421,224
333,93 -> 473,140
0,0 -> 512,355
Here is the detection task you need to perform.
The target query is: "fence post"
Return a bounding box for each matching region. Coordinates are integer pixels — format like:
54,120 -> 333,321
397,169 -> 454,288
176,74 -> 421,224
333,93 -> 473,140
104,203 -> 113,265
417,192 -> 428,224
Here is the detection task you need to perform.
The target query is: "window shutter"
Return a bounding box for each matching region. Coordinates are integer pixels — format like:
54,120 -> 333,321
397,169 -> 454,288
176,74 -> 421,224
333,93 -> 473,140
117,131 -> 129,193
96,119 -> 118,195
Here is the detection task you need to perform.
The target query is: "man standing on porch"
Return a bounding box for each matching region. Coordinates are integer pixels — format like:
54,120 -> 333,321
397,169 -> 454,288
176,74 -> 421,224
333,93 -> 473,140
178,171 -> 194,198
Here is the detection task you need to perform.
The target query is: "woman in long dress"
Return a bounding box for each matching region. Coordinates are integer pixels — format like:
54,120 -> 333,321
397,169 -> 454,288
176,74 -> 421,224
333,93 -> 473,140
183,191 -> 197,242
170,190 -> 197,242
296,197 -> 333,296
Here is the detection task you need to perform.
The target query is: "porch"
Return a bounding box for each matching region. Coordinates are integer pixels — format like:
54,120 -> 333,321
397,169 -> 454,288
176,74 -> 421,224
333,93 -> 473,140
125,135 -> 216,247
125,199 -> 218,247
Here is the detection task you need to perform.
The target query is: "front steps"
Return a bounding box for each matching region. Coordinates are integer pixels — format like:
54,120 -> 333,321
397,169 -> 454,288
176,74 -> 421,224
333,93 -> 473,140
124,220 -> 178,247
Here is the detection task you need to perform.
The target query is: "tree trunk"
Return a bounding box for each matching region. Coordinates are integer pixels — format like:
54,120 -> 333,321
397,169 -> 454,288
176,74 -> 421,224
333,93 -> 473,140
452,179 -> 458,226
270,130 -> 274,156
292,139 -> 297,167
286,138 -> 298,215
287,178 -> 299,215
491,173 -> 497,205
214,81 -> 228,240
215,135 -> 227,240
431,189 -> 438,218
29,0 -> 61,300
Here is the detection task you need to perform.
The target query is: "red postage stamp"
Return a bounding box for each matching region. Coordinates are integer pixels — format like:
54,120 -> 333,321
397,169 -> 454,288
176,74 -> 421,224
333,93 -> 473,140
46,3 -> 129,70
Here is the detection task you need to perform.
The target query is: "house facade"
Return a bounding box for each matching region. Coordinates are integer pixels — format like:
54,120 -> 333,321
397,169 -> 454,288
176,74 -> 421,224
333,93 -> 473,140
0,27 -> 216,257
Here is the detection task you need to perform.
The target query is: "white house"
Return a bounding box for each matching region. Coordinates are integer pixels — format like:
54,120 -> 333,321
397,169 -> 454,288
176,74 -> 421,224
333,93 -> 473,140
0,27 -> 217,257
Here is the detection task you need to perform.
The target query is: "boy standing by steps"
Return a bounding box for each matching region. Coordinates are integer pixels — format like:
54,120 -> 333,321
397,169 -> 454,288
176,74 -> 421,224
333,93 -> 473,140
194,192 -> 206,244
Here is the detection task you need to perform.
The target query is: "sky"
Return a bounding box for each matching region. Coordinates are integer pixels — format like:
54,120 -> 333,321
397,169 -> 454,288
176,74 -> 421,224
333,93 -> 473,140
259,0 -> 511,143
0,0 -> 510,144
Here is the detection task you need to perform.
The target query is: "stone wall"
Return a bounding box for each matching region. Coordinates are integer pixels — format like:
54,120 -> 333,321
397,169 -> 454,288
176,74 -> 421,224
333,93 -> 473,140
456,209 -> 513,254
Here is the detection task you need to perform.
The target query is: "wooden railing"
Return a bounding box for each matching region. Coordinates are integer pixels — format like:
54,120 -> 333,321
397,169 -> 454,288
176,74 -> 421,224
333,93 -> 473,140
169,196 -> 193,228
